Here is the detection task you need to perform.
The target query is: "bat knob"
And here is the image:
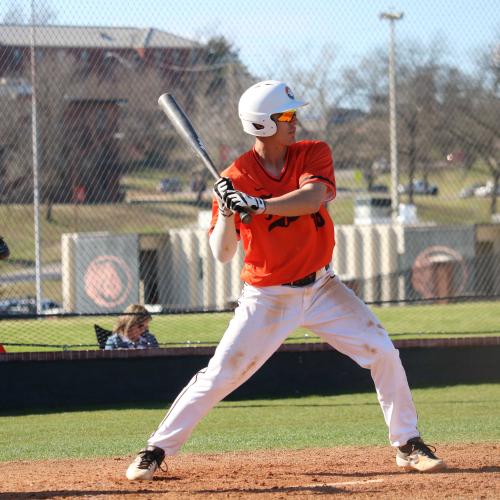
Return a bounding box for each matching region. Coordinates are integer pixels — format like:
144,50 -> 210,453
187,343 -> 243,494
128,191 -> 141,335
240,211 -> 252,225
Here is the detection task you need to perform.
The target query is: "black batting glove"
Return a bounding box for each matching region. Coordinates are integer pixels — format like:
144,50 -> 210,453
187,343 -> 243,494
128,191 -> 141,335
226,190 -> 266,215
213,177 -> 234,217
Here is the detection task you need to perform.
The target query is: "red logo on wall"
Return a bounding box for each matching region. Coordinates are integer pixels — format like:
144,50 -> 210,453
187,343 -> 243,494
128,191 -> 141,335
84,255 -> 133,308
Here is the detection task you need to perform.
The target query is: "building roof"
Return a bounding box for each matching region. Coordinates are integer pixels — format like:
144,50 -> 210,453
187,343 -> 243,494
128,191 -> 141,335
0,24 -> 199,49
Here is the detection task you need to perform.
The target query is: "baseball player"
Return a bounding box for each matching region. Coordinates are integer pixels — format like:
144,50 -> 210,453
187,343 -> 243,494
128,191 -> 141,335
126,80 -> 445,480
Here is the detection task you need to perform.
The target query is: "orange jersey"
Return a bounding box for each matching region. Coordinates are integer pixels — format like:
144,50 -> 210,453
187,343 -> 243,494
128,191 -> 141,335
210,140 -> 336,286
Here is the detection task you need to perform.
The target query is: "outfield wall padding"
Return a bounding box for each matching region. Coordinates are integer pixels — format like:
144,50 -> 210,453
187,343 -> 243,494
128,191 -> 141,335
0,338 -> 499,411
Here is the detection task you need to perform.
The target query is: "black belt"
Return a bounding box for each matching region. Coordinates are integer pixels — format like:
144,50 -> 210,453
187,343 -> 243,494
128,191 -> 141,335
282,264 -> 330,287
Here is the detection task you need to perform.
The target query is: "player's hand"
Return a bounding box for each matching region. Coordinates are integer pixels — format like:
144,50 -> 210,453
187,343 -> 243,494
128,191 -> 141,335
226,190 -> 267,215
213,177 -> 234,217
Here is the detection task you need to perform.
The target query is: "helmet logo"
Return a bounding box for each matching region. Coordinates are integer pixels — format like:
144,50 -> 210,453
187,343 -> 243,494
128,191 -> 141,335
285,86 -> 294,99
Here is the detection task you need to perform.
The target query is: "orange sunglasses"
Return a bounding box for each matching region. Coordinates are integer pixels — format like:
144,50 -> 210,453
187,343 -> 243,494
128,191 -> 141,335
275,109 -> 297,122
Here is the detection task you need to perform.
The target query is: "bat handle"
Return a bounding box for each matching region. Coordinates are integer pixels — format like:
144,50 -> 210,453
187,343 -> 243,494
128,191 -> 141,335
240,211 -> 252,225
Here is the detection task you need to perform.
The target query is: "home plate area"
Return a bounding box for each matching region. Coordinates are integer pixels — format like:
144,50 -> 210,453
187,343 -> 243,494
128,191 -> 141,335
0,444 -> 498,499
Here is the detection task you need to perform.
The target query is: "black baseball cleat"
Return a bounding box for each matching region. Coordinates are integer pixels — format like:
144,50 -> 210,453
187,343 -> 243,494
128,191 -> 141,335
126,446 -> 167,480
396,437 -> 446,472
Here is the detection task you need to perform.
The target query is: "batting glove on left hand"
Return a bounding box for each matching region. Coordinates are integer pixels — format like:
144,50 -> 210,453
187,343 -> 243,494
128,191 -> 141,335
226,190 -> 267,215
213,177 -> 234,217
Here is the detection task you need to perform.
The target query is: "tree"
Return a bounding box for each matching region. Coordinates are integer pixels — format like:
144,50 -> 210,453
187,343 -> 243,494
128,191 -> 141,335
333,40 -> 447,200
396,40 -> 445,203
190,38 -> 254,171
440,49 -> 500,215
271,47 -> 344,142
271,46 -> 378,182
200,36 -> 244,98
336,48 -> 390,186
2,0 -> 57,25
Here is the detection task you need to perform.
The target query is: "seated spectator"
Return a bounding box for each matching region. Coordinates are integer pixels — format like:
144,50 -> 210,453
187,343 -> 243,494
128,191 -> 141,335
105,304 -> 159,350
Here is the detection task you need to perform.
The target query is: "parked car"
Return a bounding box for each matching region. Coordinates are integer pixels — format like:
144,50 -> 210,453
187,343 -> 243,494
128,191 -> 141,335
369,184 -> 388,193
145,304 -> 163,314
42,300 -> 65,315
397,179 -> 439,196
459,182 -> 484,199
0,298 -> 63,315
157,177 -> 183,193
473,181 -> 500,198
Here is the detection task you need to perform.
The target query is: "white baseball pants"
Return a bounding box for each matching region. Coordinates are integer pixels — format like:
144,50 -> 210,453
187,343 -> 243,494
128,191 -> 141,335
148,270 -> 419,454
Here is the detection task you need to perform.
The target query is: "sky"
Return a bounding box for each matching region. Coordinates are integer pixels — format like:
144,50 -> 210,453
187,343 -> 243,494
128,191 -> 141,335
3,0 -> 499,77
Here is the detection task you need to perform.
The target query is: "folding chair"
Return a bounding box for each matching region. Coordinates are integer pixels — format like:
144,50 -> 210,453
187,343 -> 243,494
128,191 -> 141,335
94,324 -> 113,349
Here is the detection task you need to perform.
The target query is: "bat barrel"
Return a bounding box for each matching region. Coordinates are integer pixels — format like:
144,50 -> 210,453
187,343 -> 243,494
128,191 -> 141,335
158,93 -> 220,180
158,93 -> 252,224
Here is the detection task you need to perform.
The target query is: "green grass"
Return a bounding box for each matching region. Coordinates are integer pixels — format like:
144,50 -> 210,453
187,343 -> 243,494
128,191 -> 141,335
0,384 -> 498,461
375,301 -> 500,336
1,202 -> 201,266
416,196 -> 491,225
1,301 -> 498,352
121,168 -> 168,192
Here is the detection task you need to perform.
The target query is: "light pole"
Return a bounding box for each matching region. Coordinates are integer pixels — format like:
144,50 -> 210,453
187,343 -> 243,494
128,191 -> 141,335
380,11 -> 403,223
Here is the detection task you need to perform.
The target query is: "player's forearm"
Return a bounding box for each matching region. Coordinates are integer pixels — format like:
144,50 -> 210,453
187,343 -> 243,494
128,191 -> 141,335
209,214 -> 238,263
264,185 -> 326,216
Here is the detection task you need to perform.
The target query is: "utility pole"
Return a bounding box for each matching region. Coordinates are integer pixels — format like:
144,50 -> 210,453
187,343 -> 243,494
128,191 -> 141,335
31,0 -> 43,314
380,11 -> 404,223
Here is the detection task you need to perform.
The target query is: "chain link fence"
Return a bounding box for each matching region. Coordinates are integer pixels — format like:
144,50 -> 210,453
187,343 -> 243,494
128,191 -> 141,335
1,1 -> 499,351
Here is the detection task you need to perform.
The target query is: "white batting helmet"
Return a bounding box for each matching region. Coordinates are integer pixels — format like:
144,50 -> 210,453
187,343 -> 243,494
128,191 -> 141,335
238,80 -> 308,137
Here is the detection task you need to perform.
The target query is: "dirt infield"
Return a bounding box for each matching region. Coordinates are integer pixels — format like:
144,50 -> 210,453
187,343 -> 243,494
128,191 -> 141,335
1,444 -> 498,499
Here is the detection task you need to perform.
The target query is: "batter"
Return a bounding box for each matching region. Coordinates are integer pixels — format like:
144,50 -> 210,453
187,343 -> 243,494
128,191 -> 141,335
126,80 -> 446,480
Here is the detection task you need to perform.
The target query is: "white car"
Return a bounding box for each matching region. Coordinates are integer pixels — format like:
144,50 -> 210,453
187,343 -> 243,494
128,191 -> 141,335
459,182 -> 484,199
474,181 -> 500,197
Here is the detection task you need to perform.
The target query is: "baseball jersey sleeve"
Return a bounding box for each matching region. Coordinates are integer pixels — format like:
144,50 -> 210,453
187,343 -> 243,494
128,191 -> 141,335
298,141 -> 336,202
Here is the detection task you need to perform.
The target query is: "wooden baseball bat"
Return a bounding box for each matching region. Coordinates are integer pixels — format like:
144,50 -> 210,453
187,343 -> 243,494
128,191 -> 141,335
158,93 -> 251,224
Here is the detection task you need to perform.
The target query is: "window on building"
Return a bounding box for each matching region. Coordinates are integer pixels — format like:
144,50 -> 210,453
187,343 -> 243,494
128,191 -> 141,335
96,108 -> 108,133
171,49 -> 180,65
154,49 -> 163,68
13,48 -> 22,64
